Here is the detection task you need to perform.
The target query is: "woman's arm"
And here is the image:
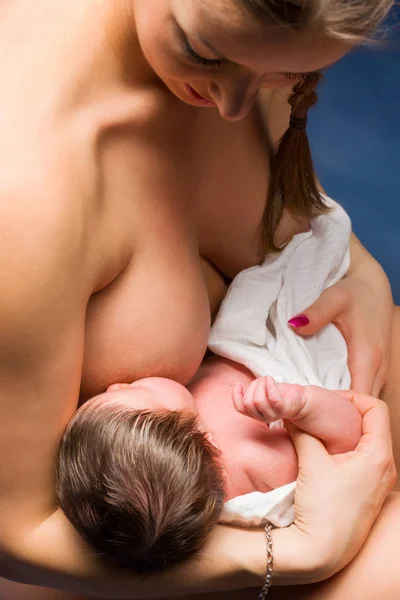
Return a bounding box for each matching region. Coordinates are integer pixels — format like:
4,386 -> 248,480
179,493 -> 400,600
0,513 -> 262,597
1,387 -> 395,598
0,116 -> 393,598
0,201 -> 87,548
0,197 -> 394,597
0,186 -> 256,597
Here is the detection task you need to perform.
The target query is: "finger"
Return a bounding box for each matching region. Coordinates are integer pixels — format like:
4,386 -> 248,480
348,354 -> 375,397
287,285 -> 348,336
371,364 -> 388,399
264,376 -> 283,406
252,377 -> 282,422
348,338 -> 382,396
243,379 -> 267,421
353,394 -> 392,454
337,390 -> 393,455
267,379 -> 304,420
286,422 -> 329,471
355,399 -> 396,488
349,344 -> 388,398
336,388 -> 385,417
232,382 -> 245,413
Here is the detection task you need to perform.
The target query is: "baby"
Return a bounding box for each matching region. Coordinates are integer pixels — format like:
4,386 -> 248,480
56,358 -> 361,573
57,199 -> 357,573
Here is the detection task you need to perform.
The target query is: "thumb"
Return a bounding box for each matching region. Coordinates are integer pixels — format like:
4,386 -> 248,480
286,422 -> 329,470
287,285 -> 348,336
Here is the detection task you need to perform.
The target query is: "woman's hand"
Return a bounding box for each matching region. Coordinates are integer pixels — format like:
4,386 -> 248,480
278,391 -> 396,581
288,235 -> 393,397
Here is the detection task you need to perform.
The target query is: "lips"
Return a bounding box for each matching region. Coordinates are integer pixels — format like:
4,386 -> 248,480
185,84 -> 216,106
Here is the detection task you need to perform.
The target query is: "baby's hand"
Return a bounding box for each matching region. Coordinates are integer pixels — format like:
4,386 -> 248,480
232,376 -> 306,424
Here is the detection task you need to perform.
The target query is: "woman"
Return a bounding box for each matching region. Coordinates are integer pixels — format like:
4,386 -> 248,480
0,0 -> 398,599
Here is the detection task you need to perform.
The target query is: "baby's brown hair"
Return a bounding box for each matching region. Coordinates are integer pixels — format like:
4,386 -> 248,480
56,399 -> 225,573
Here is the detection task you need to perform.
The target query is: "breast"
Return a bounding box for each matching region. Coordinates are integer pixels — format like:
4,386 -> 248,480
79,87 -> 292,399
80,237 -> 211,400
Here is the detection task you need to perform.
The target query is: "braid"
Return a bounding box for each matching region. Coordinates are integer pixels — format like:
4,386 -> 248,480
259,71 -> 330,254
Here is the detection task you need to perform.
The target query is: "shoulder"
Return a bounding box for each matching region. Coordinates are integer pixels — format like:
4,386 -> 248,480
0,137 -> 98,326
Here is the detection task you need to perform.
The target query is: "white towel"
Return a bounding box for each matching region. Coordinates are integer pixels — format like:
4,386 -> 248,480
221,482 -> 296,528
211,199 -> 351,528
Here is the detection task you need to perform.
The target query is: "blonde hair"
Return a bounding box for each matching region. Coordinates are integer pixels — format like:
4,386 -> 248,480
242,0 -> 394,41
240,0 -> 395,252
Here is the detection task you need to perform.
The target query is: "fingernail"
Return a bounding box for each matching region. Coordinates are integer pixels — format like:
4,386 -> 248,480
288,314 -> 310,328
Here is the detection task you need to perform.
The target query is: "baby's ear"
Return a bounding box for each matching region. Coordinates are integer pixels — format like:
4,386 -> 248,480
106,383 -> 131,392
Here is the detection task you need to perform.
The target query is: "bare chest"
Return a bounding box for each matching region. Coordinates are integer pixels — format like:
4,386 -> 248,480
81,104 -> 274,397
80,88 -> 304,398
191,106 -> 271,278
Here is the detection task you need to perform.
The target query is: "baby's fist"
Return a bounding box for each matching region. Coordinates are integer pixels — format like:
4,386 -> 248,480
232,376 -> 305,423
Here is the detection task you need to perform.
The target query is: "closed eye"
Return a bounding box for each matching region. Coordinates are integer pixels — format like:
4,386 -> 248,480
174,20 -> 224,70
181,38 -> 223,69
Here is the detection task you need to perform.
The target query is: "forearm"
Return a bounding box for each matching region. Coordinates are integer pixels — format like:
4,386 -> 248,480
0,510 -> 262,598
0,509 -> 342,598
290,386 -> 362,454
253,494 -> 400,599
266,382 -> 362,454
241,526 -> 339,587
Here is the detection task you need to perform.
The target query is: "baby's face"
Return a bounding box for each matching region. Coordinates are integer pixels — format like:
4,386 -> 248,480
96,377 -> 198,415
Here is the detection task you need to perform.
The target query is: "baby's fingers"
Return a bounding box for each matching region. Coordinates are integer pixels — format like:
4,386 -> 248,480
243,378 -> 270,421
232,382 -> 245,414
232,380 -> 265,421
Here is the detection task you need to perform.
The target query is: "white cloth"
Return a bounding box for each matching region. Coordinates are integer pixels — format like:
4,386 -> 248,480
211,199 -> 351,528
221,482 -> 296,528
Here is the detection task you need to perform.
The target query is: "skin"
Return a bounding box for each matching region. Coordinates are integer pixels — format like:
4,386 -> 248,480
0,0 -> 397,599
134,0 -> 350,120
99,360 -> 362,497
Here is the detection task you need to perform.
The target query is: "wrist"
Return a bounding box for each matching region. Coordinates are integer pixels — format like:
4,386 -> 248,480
236,524 -> 335,588
268,526 -> 334,586
349,235 -> 387,280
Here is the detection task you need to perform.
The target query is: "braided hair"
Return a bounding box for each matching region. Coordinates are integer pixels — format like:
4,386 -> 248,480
237,0 -> 394,252
260,71 -> 328,252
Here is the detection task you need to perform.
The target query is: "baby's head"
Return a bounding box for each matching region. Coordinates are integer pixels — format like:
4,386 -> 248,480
56,378 -> 224,573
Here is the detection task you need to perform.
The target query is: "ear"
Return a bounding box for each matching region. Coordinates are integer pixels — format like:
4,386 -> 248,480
106,383 -> 131,392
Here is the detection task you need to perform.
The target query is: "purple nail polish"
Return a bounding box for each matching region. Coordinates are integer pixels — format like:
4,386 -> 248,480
288,314 -> 310,328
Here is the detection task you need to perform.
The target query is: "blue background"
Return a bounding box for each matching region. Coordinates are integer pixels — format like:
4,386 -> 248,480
309,6 -> 400,301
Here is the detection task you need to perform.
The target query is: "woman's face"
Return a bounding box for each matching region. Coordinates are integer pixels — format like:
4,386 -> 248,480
134,0 -> 350,121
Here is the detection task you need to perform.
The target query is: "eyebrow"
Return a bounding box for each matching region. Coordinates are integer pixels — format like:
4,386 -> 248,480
195,34 -> 317,79
174,14 -> 230,62
174,16 -> 318,78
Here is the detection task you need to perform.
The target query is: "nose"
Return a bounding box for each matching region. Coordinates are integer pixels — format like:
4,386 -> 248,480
210,71 -> 262,121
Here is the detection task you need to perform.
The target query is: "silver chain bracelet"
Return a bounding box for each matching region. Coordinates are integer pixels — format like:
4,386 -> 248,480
258,523 -> 273,599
